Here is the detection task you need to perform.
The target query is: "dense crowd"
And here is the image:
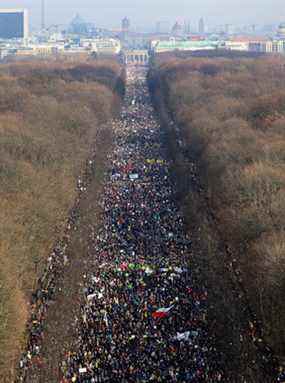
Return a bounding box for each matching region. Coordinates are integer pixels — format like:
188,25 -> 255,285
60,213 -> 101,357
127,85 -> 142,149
59,68 -> 224,382
15,66 -> 285,383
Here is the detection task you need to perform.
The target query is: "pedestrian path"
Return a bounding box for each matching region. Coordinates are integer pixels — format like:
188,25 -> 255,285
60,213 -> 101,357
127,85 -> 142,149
60,67 -> 224,382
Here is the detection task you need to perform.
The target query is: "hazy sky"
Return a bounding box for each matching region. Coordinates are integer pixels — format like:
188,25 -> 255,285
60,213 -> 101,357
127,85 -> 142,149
1,0 -> 285,30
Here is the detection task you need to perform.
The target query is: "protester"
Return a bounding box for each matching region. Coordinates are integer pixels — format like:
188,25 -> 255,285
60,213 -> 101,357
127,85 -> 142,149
59,67 -> 224,383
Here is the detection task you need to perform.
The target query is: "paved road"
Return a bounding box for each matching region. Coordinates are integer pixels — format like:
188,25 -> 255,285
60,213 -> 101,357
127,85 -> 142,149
59,67 -> 223,382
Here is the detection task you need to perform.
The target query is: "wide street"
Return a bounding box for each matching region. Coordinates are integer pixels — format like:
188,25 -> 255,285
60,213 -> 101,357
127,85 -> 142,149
58,67 -> 223,382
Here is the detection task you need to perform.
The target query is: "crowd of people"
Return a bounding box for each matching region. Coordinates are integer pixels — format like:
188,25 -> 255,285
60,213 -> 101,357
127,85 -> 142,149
15,63 -> 285,383
59,68 -> 224,382
16,66 -> 284,383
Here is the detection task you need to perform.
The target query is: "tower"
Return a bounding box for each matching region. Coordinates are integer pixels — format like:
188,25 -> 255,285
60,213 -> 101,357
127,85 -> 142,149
122,17 -> 130,33
198,17 -> 205,34
41,0 -> 45,30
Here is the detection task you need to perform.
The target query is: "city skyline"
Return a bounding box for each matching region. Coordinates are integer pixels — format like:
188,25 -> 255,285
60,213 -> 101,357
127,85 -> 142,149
0,0 -> 285,31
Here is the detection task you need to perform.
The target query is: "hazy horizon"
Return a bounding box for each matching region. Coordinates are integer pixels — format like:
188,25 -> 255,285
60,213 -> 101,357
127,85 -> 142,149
1,0 -> 285,31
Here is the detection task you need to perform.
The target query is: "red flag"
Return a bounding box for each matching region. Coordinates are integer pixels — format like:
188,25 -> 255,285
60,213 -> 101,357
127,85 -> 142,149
152,305 -> 174,319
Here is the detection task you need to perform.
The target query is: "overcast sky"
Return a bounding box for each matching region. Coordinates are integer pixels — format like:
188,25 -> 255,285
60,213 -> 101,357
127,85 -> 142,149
1,0 -> 285,30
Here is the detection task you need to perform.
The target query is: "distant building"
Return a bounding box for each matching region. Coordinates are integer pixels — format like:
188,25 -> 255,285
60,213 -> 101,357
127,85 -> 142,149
69,14 -> 88,35
91,38 -> 121,55
15,43 -> 65,58
277,23 -> 285,39
0,48 -> 8,60
225,41 -> 249,51
198,18 -> 205,34
152,39 -> 218,53
224,36 -> 256,51
184,21 -> 191,35
171,21 -> 183,37
0,9 -> 29,39
222,36 -> 270,52
122,17 -> 130,33
249,39 -> 285,54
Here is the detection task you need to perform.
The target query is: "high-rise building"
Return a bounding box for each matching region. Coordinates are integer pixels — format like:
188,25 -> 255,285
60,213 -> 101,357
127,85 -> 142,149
198,17 -> 205,34
184,20 -> 191,35
0,9 -> 29,39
